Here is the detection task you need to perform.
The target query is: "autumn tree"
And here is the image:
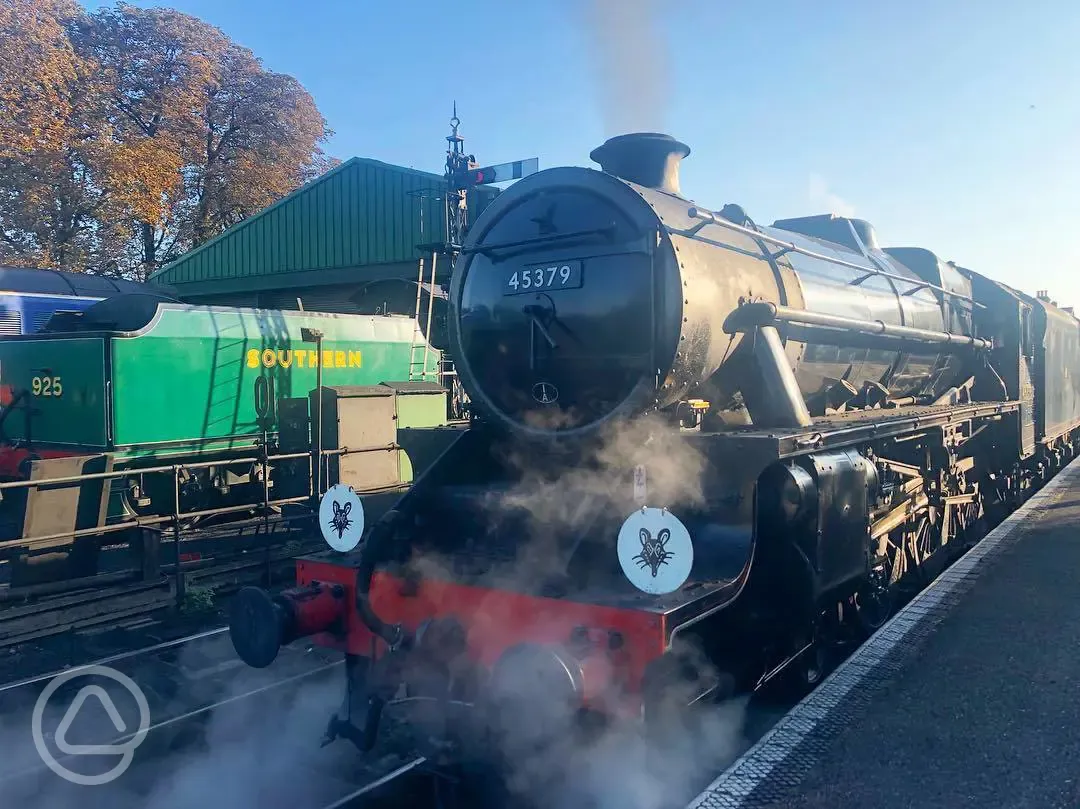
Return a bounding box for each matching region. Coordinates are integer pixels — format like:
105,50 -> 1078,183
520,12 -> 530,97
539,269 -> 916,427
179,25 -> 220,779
0,0 -> 81,163
0,0 -> 334,279
194,43 -> 336,244
0,0 -> 109,268
75,4 -> 227,275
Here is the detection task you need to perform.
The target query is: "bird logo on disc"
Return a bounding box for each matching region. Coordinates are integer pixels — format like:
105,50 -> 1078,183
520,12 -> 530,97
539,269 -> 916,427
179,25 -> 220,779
318,484 -> 366,552
617,507 -> 694,595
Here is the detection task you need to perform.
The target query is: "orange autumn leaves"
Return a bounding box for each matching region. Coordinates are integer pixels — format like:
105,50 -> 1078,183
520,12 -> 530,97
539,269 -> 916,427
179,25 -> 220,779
0,0 -> 334,278
0,0 -> 82,161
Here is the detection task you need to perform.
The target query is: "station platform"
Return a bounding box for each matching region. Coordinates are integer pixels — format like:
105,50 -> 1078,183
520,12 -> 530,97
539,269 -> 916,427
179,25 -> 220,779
687,458 -> 1080,809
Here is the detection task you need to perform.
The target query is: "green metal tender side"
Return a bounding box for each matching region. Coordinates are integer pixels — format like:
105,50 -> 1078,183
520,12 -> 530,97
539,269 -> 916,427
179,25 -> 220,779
109,304 -> 437,460
0,337 -> 109,448
0,304 -> 442,463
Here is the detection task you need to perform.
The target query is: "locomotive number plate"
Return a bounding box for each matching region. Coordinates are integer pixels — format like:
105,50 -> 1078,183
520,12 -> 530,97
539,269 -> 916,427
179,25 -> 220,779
504,260 -> 582,295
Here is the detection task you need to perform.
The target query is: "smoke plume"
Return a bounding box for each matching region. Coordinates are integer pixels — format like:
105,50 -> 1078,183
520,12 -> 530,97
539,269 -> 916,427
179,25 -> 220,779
584,0 -> 672,136
807,173 -> 857,218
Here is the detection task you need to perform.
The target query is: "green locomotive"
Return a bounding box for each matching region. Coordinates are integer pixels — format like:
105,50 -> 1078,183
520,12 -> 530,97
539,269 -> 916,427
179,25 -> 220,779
0,294 -> 446,524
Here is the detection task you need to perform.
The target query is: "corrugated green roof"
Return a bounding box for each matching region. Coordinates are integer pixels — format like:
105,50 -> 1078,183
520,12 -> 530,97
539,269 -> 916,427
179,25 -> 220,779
150,157 -> 498,289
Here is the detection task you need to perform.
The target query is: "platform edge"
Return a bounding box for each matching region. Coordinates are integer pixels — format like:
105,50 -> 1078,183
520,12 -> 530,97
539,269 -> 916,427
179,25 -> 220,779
684,457 -> 1080,809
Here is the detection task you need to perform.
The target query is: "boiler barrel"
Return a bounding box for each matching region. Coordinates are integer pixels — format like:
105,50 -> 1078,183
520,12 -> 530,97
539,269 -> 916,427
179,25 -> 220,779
448,133 -> 983,438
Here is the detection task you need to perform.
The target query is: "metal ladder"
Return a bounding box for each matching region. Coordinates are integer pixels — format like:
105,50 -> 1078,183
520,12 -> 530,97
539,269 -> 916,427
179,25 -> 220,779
408,252 -> 439,382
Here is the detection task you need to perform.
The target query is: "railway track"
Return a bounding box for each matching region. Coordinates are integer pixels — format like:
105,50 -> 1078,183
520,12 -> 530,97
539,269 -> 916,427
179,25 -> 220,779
312,756 -> 431,809
0,620 -> 780,809
0,470 -> 1041,809
0,595 -> 937,809
0,626 -> 427,809
0,488 -> 408,654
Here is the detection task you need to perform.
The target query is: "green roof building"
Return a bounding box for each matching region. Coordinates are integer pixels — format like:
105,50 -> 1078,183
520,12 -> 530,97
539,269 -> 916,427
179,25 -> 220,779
149,157 -> 499,329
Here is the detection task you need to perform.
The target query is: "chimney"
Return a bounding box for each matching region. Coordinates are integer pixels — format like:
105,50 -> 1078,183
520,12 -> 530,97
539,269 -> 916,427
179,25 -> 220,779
589,133 -> 690,196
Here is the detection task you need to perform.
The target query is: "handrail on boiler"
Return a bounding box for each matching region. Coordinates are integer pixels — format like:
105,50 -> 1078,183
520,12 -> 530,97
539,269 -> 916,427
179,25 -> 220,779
684,206 -> 985,309
724,301 -> 994,350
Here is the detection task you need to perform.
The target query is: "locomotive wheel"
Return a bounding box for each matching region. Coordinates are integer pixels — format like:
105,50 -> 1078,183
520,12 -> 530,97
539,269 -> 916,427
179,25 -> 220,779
768,632 -> 832,700
795,641 -> 827,688
851,583 -> 893,637
763,641 -> 827,704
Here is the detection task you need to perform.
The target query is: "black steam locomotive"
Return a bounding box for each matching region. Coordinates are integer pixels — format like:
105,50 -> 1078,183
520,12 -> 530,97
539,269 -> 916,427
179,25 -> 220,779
229,132 -> 1080,794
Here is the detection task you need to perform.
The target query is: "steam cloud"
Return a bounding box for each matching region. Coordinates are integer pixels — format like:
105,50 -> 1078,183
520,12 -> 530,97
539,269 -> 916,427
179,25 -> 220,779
584,0 -> 672,136
0,642 -> 353,809
808,173 -> 857,218
1,417 -> 749,809
401,416 -> 751,808
405,416 -> 713,600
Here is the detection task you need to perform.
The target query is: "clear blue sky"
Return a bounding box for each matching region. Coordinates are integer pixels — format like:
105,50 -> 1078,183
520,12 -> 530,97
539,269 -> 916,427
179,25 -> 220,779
87,0 -> 1080,307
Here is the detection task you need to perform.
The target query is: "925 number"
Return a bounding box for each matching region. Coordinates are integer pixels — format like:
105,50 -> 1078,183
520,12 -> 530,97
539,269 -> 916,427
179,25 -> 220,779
31,376 -> 62,397
507,264 -> 573,292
